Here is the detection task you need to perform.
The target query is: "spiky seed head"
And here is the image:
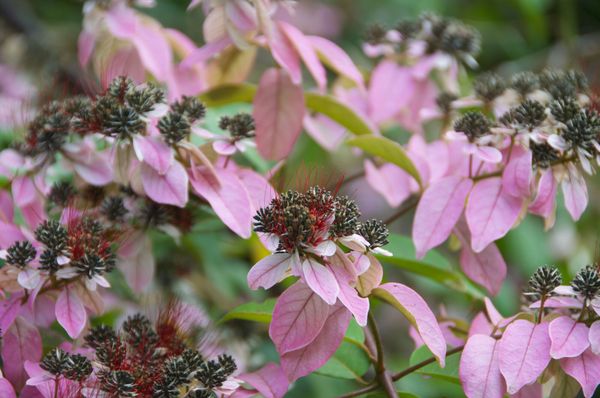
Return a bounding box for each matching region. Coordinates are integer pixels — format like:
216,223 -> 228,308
571,265 -> 600,300
528,266 -> 561,297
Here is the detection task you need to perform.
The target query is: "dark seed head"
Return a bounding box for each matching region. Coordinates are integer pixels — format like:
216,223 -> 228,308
171,96 -> 206,123
63,354 -> 93,381
531,141 -> 560,169
502,100 -> 546,129
101,370 -> 137,397
48,181 -> 76,208
364,24 -> 387,44
571,265 -> 600,300
158,111 -> 191,145
510,71 -> 539,97
358,219 -> 389,249
474,72 -> 506,102
527,266 -> 561,298
5,241 -> 36,268
453,111 -> 491,141
101,196 -> 128,222
40,348 -> 70,376
219,113 -> 255,139
330,196 -> 361,238
35,220 -> 68,253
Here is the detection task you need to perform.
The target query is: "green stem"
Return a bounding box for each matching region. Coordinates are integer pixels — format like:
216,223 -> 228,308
392,345 -> 465,381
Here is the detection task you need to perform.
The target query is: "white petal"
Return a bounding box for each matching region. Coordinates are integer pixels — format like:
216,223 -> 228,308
547,134 -> 569,151
445,130 -> 468,141
94,275 -> 111,288
55,267 -> 79,280
553,285 -> 577,296
372,247 -> 393,256
339,234 -> 369,252
56,255 -> 71,265
17,268 -> 41,290
308,240 -> 337,257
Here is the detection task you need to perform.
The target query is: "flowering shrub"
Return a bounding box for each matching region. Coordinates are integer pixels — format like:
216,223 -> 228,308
0,1 -> 598,397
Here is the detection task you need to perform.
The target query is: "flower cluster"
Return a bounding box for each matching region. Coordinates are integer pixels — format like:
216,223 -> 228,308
459,264 -> 600,398
23,308 -> 239,398
364,13 -> 481,67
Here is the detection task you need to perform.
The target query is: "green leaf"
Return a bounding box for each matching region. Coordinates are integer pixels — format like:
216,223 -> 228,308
346,135 -> 421,186
408,346 -> 460,384
219,299 -> 276,324
199,84 -> 257,107
304,92 -> 375,136
378,234 -> 485,299
317,320 -> 370,380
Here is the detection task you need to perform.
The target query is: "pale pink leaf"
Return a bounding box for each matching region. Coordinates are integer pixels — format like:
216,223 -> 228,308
141,161 -> 189,208
308,36 -> 364,87
364,160 -> 411,208
236,168 -> 276,213
0,190 -> 14,222
0,294 -> 23,332
268,281 -> 329,354
368,61 -> 413,123
561,165 -> 588,221
549,316 -> 590,359
373,283 -> 447,366
12,176 -> 36,207
55,285 -> 86,339
0,378 -> 16,398
131,23 -> 173,81
133,135 -> 173,175
118,231 -> 155,292
267,23 -> 302,85
459,243 -> 506,296
238,363 -> 289,398
459,334 -> 504,398
529,168 -> 557,219
2,317 -> 42,390
329,254 -> 369,326
279,22 -> 326,90
253,68 -> 305,161
189,167 -> 252,238
413,176 -> 473,258
280,303 -> 351,382
502,147 -> 532,198
356,254 -> 383,297
301,257 -> 339,305
498,320 -> 551,395
468,312 -> 493,337
247,253 -> 293,290
77,30 -> 96,67
510,383 -> 542,398
560,349 -> 600,398
590,321 -> 600,355
466,178 -> 523,253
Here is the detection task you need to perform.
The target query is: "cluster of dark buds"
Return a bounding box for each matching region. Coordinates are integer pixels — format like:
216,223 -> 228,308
253,186 -> 389,255
82,310 -> 237,398
39,348 -> 93,382
158,96 -> 206,146
365,13 -> 480,66
0,215 -> 117,291
219,113 -> 255,140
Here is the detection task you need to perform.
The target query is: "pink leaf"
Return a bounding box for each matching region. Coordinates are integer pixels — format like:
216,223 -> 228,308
0,294 -> 23,332
529,168 -> 556,220
549,316 -> 590,359
510,383 -> 542,398
502,147 -> 532,198
253,68 -> 305,161
280,303 -> 351,382
268,281 -> 329,354
2,317 -> 42,390
72,152 -> 113,186
301,257 -> 339,305
141,161 -> 189,208
368,61 -> 413,124
364,160 -> 411,208
133,135 -> 174,175
55,285 -> 86,339
308,36 -> 364,88
190,167 -> 252,238
12,176 -> 36,207
238,363 -> 289,398
373,283 -> 447,366
131,23 -> 173,81
560,349 -> 600,398
590,321 -> 600,355
459,334 -> 505,398
466,178 -> 523,253
455,221 -> 506,296
0,378 -> 16,398
498,320 -> 551,395
413,176 -> 473,258
356,254 -> 383,297
267,23 -> 302,85
247,253 -> 293,290
0,190 -> 14,222
329,252 -> 369,326
77,30 -> 96,67
118,231 -> 155,293
561,164 -> 588,221
235,168 -> 276,213
279,22 -> 326,90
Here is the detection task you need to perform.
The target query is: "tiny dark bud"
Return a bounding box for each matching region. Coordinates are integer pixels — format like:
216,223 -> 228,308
5,241 -> 36,268
358,219 -> 389,249
453,111 -> 491,141
571,265 -> 600,300
474,72 -> 506,102
528,266 -> 561,298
